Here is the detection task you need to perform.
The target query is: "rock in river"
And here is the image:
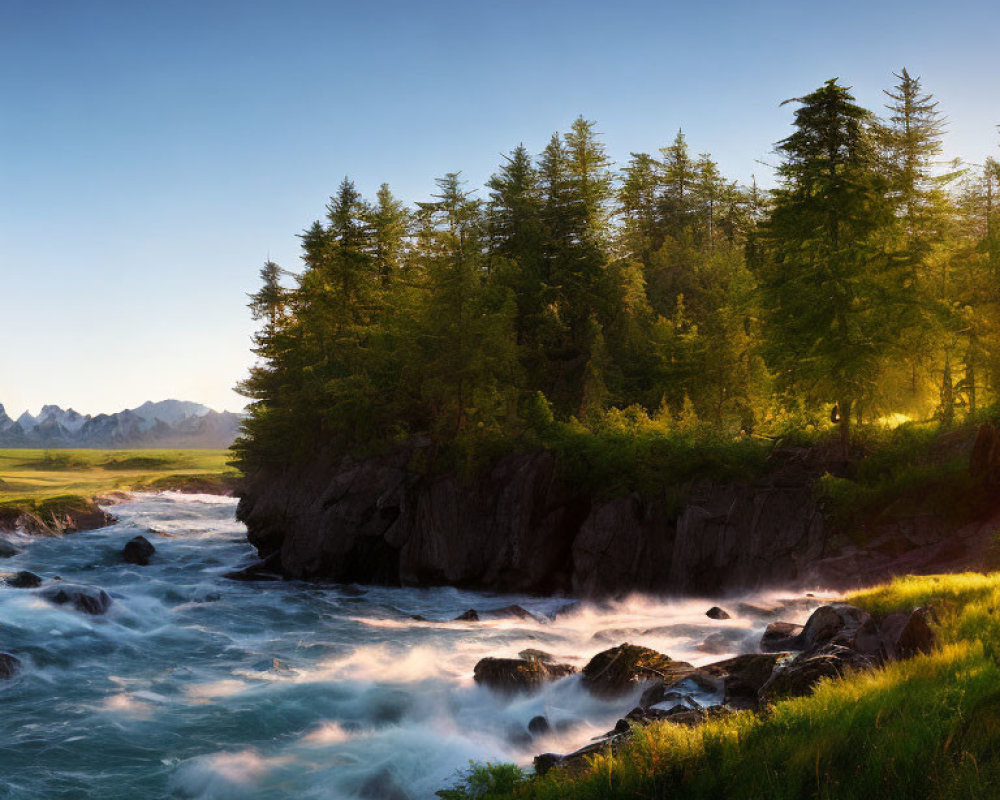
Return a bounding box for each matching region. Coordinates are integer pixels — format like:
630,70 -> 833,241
4,570 -> 42,588
40,583 -> 113,615
122,535 -> 156,566
582,644 -> 694,698
473,656 -> 576,693
0,653 -> 22,679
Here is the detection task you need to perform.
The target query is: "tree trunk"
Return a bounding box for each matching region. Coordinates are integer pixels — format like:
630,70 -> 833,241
838,398 -> 852,461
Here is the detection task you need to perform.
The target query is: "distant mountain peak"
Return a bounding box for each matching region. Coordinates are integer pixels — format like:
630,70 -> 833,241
0,399 -> 242,449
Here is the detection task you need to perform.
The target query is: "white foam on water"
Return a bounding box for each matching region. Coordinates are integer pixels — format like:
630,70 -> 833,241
0,491 -> 838,799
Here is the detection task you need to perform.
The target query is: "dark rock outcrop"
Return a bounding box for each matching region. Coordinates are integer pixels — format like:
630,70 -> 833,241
0,538 -> 19,558
237,447 -> 828,595
122,535 -> 155,566
706,606 -> 731,620
40,583 -> 113,615
0,500 -> 113,536
582,644 -> 694,697
760,621 -> 805,652
0,653 -> 22,679
759,644 -> 875,703
473,656 -> 576,693
4,570 -> 42,588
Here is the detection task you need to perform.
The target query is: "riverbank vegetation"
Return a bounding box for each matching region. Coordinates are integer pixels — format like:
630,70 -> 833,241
0,449 -> 239,506
438,572 -> 1000,800
236,71 -> 1000,484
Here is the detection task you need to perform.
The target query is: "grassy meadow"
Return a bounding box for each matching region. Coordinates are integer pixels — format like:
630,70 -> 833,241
0,449 -> 239,508
441,573 -> 1000,800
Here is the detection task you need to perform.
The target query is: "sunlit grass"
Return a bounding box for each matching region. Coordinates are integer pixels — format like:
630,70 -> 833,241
442,572 -> 1000,800
0,448 -> 238,504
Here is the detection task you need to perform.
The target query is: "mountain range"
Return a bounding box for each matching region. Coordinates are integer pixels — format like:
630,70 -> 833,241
0,399 -> 242,449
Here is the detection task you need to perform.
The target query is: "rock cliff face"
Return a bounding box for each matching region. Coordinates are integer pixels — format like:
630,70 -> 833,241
236,444 -> 834,596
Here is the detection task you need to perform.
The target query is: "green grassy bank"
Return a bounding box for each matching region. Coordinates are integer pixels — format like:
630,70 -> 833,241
0,449 -> 239,511
440,573 -> 1000,800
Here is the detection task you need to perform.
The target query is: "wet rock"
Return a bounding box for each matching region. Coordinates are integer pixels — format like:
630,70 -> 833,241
698,629 -> 746,655
619,703 -> 733,730
0,653 -> 22,679
736,601 -> 782,618
758,644 -> 875,704
582,644 -> 694,698
5,570 -> 42,588
707,653 -> 783,706
760,621 -> 804,652
528,715 -> 551,736
122,535 -> 155,566
853,607 -> 936,661
706,606 -> 731,620
453,609 -> 479,621
0,539 -> 19,558
224,553 -> 283,581
519,648 -> 555,663
797,604 -> 871,650
40,583 -> 113,615
534,752 -> 564,777
473,656 -> 576,693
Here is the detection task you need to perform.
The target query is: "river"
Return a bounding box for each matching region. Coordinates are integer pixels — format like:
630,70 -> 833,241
0,493 -> 825,799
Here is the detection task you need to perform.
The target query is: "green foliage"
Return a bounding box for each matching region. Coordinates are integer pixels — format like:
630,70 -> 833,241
437,762 -> 527,800
816,419 -> 991,534
235,77 -> 1000,486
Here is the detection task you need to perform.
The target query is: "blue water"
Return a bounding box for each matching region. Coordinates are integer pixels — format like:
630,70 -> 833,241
0,493 -> 822,799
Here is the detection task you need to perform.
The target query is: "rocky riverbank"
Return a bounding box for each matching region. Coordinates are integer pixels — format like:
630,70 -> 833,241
465,599 -> 936,781
236,426 -> 1000,596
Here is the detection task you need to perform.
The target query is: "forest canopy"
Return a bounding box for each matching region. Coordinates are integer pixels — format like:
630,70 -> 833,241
235,73 -> 1000,471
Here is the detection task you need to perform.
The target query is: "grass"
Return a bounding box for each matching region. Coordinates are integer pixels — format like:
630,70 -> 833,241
0,448 -> 239,505
439,572 -> 1000,800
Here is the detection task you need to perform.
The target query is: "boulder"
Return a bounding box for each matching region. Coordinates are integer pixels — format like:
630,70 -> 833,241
528,715 -> 551,735
122,535 -> 155,566
582,644 -> 694,698
853,607 -> 936,661
706,606 -> 731,620
0,539 -> 19,558
473,656 -> 576,693
0,653 -> 22,679
760,621 -> 804,652
5,570 -> 42,588
758,644 -> 874,704
702,653 -> 782,706
453,609 -> 480,621
40,583 -> 113,615
796,604 -> 871,651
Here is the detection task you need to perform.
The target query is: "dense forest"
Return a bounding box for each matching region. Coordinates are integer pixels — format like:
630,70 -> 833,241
235,73 -> 1000,473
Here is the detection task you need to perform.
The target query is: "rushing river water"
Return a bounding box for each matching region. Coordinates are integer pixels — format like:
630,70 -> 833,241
0,493 -> 828,799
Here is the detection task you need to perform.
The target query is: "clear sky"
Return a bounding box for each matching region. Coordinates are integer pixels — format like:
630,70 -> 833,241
2,0 -> 997,417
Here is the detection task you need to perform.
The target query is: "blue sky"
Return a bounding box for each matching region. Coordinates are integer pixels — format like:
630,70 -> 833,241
2,0 -> 998,416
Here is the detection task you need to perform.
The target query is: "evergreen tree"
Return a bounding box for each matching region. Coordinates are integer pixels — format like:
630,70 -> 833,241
759,79 -> 904,457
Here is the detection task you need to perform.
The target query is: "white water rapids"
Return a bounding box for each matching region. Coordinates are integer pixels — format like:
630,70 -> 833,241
0,493 -> 832,799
